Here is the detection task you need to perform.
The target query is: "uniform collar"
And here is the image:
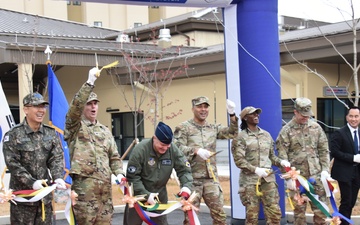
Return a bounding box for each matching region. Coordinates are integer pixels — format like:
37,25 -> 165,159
23,118 -> 44,134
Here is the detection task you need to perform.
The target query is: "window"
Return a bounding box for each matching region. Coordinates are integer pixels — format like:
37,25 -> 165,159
317,98 -> 352,139
282,98 -> 352,140
73,1 -> 81,5
280,99 -> 295,125
67,1 -> 71,5
94,21 -> 103,27
134,23 -> 142,28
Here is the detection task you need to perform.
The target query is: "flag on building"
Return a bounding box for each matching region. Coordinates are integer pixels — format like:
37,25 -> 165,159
0,80 -> 15,188
47,63 -> 72,185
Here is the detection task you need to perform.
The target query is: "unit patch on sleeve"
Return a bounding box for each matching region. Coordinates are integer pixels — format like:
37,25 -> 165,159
127,166 -> 137,174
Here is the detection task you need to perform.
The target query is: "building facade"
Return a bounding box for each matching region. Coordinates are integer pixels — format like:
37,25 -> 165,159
0,6 -> 359,156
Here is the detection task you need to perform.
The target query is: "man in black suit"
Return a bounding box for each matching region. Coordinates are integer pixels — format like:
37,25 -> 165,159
330,106 -> 360,225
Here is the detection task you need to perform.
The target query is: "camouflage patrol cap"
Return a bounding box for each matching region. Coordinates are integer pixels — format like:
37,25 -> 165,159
87,92 -> 100,103
192,96 -> 210,107
23,92 -> 49,106
294,97 -> 313,116
240,106 -> 262,120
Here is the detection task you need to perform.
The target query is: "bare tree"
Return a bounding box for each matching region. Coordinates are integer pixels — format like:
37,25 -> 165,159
282,0 -> 360,107
108,40 -> 188,157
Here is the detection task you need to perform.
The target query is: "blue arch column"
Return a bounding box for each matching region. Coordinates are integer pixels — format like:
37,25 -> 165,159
224,0 -> 285,224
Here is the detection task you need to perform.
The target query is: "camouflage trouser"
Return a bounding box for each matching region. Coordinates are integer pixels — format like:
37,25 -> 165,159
184,178 -> 226,225
288,176 -> 327,225
123,203 -> 168,225
72,175 -> 114,225
10,201 -> 53,224
239,181 -> 281,225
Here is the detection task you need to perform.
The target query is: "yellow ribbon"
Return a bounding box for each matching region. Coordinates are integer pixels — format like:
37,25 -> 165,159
138,201 -> 178,210
95,60 -> 119,77
256,177 -> 263,196
255,169 -> 272,196
41,180 -> 48,221
285,189 -> 294,210
206,159 -> 217,182
101,61 -> 119,70
42,199 -> 45,221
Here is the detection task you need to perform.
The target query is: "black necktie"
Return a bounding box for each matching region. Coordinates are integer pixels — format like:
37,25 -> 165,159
354,130 -> 359,154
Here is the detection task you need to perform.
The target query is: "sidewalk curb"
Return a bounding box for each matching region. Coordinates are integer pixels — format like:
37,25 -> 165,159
1,204 -> 358,225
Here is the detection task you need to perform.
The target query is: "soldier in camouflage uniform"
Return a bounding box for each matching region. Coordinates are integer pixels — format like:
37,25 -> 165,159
2,92 -> 66,224
231,106 -> 290,225
64,67 -> 125,224
174,96 -> 238,225
276,97 -> 330,225
124,122 -> 193,225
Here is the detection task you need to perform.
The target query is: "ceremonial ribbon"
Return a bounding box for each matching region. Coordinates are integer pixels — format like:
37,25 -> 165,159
181,193 -> 200,225
206,159 -> 217,182
138,201 -> 178,211
13,186 -> 55,201
0,170 -> 77,223
0,167 -> 7,190
281,166 -> 354,224
134,202 -> 158,225
100,61 -> 119,71
255,169 -> 274,196
281,167 -> 301,209
322,179 -> 353,224
285,189 -> 294,210
0,188 -> 15,204
256,177 -> 263,196
121,180 -> 200,225
94,57 -> 119,77
143,200 -> 200,225
296,176 -> 331,218
64,189 -> 78,225
119,180 -> 158,224
205,151 -> 223,183
13,184 -> 57,221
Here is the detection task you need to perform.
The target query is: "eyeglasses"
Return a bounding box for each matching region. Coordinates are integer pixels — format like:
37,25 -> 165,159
25,105 -> 48,109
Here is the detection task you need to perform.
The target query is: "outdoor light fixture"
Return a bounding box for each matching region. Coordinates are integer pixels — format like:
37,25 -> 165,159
158,28 -> 171,48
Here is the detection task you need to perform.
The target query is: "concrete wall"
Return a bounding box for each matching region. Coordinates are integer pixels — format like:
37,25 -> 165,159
281,63 -> 355,116
0,0 -> 68,20
0,0 -> 199,31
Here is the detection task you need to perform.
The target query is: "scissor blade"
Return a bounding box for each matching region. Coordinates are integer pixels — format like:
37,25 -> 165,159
210,150 -> 223,158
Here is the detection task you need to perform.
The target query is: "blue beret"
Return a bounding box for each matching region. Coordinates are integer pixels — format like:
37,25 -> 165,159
155,122 -> 173,144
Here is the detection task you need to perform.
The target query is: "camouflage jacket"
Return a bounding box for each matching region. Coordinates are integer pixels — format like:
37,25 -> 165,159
126,138 -> 193,202
174,117 -> 238,179
231,127 -> 282,185
2,118 -> 64,205
64,83 -> 123,182
276,117 -> 330,177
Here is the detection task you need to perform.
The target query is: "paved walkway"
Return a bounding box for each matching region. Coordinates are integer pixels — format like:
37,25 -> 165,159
54,208 -> 232,225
